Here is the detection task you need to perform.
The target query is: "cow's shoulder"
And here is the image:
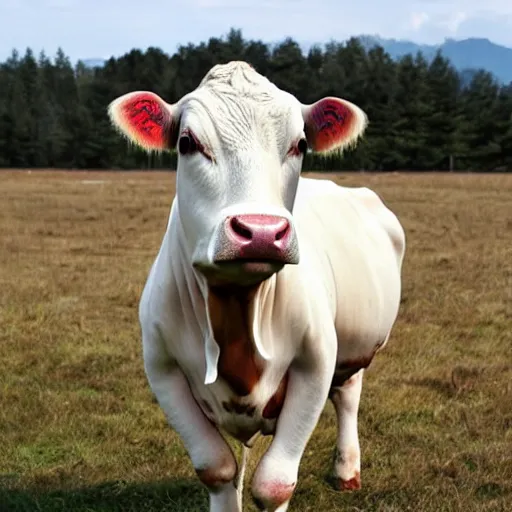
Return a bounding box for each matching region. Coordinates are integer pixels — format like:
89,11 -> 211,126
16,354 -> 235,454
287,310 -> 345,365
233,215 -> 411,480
296,178 -> 405,265
138,236 -> 191,346
346,185 -> 405,265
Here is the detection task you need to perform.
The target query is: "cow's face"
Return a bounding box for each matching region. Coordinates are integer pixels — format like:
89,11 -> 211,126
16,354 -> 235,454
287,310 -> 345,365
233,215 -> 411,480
109,61 -> 367,286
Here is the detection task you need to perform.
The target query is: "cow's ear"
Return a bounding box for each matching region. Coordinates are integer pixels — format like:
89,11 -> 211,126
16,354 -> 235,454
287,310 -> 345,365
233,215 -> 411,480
108,91 -> 177,151
302,97 -> 367,154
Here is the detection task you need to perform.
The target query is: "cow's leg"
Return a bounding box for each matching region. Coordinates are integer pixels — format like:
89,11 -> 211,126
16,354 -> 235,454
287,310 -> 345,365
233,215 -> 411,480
329,369 -> 364,491
144,339 -> 240,512
251,344 -> 336,511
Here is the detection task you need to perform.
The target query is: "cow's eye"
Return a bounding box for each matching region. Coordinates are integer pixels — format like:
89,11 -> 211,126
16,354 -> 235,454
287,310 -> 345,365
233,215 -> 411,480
178,133 -> 198,155
288,138 -> 309,158
297,138 -> 308,154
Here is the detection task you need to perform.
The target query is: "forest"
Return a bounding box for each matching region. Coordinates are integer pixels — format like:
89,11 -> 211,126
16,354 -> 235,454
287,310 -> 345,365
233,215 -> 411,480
1,29 -> 511,171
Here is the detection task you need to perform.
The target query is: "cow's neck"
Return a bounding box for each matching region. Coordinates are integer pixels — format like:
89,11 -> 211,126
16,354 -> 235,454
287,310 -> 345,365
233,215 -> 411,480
171,202 -> 276,394
202,276 -> 277,395
205,283 -> 267,396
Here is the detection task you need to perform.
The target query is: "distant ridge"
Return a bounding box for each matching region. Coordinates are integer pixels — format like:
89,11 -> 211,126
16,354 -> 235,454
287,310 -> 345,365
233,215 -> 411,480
80,36 -> 512,84
357,36 -> 512,84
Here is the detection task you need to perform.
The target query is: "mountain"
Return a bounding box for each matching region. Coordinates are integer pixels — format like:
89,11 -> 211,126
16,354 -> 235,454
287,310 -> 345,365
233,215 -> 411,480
81,36 -> 512,85
358,36 -> 512,84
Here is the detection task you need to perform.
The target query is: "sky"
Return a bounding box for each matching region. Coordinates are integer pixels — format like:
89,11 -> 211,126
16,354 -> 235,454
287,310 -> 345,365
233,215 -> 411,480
1,0 -> 512,62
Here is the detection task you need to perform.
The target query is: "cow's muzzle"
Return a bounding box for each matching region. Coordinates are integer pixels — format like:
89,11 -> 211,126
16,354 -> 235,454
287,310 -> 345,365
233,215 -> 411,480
213,214 -> 299,265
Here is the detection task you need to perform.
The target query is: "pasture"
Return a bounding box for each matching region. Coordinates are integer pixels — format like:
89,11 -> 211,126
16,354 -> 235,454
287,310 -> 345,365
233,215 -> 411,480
0,170 -> 511,511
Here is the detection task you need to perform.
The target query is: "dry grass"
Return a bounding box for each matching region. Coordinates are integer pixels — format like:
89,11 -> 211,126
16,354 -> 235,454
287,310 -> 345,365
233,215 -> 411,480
1,169 -> 511,512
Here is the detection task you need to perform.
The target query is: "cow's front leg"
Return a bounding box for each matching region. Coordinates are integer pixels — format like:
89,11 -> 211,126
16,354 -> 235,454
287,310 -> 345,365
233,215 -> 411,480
144,343 -> 240,512
251,338 -> 336,511
329,369 -> 364,490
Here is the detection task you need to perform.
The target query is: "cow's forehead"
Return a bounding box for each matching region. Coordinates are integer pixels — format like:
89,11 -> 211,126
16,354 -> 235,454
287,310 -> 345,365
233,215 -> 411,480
180,62 -> 303,149
198,61 -> 280,99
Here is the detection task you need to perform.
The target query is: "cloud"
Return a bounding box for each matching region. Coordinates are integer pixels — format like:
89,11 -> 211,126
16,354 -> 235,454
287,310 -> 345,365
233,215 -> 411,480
410,12 -> 430,31
408,9 -> 468,36
442,11 -> 468,32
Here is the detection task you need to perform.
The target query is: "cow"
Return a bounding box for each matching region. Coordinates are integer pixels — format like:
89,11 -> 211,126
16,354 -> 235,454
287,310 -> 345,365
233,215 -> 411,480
108,61 -> 405,512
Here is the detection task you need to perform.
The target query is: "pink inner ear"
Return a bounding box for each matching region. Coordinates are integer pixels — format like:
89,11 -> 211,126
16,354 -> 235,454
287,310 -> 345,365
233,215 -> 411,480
120,93 -> 171,149
306,99 -> 355,152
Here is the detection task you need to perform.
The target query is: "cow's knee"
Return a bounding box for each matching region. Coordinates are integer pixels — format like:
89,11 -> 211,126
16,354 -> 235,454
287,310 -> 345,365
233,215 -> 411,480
251,466 -> 295,511
196,455 -> 237,491
252,481 -> 294,511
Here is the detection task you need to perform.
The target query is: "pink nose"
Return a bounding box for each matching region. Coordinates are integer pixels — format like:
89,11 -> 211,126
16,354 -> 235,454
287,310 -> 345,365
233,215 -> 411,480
225,214 -> 293,262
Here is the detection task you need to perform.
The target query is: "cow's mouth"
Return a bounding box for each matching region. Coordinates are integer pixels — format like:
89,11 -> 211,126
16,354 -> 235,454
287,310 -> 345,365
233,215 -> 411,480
220,258 -> 284,274
194,258 -> 284,287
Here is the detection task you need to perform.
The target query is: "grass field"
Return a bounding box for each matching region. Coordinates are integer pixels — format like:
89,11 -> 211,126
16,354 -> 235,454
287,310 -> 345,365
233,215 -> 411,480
1,170 -> 511,512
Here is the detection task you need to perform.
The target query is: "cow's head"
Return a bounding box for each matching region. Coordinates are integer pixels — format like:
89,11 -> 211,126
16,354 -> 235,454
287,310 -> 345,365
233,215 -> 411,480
109,61 -> 367,287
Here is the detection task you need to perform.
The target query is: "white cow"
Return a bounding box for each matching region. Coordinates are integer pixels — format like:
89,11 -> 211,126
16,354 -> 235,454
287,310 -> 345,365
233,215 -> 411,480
109,61 -> 405,512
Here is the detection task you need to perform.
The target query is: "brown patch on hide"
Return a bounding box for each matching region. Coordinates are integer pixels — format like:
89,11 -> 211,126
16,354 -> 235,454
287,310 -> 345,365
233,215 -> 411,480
222,399 -> 255,416
330,355 -> 374,390
201,400 -> 213,415
230,424 -> 260,445
208,286 -> 262,396
222,401 -> 233,413
262,372 -> 289,419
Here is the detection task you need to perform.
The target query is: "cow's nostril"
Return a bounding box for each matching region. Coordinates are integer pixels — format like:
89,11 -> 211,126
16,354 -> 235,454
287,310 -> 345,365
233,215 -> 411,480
230,216 -> 253,240
275,222 -> 289,241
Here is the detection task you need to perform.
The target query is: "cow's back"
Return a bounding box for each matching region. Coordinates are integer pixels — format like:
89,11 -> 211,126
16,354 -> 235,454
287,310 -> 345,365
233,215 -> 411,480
293,177 -> 405,363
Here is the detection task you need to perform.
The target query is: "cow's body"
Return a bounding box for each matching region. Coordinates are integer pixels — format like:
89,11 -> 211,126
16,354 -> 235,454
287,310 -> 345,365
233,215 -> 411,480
109,61 -> 405,512
141,177 -> 403,441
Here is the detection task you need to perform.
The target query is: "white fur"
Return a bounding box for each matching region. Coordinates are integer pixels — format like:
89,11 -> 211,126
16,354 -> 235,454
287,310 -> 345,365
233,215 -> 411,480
330,369 -> 364,484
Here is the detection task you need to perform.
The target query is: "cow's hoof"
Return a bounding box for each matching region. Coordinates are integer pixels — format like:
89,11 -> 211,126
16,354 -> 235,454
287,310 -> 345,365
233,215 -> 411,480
332,471 -> 361,491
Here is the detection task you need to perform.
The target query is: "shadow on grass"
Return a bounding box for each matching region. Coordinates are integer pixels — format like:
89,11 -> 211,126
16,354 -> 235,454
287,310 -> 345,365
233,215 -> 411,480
0,479 -> 208,512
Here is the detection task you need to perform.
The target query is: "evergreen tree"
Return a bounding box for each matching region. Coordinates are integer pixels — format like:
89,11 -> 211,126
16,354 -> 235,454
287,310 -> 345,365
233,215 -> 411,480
424,52 -> 462,170
0,30 -> 510,171
459,71 -> 501,170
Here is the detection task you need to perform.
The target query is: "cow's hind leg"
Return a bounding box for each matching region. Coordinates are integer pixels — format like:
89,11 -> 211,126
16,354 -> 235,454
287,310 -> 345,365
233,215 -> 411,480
329,369 -> 364,491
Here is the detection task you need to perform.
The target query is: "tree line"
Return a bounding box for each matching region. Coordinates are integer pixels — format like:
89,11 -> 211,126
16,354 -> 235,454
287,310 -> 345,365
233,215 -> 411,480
1,29 -> 511,171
